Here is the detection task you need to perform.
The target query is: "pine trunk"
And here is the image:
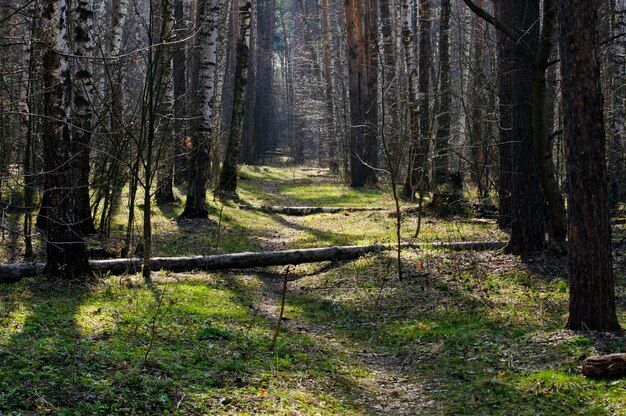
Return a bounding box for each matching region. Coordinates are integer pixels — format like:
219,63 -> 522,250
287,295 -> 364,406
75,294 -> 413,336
345,0 -> 378,187
559,0 -> 621,331
495,1 -> 545,253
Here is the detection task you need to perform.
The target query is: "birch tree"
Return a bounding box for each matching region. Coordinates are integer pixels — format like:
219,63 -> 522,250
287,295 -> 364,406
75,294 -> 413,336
216,0 -> 252,196
71,0 -> 97,235
40,0 -> 92,278
181,0 -> 220,218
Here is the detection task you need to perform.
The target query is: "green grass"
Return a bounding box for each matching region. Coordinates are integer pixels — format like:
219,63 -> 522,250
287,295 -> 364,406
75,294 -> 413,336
0,165 -> 624,414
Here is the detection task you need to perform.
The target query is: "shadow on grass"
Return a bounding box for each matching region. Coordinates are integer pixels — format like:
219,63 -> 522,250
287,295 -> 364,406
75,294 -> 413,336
282,251 -> 626,415
0,274 -> 381,415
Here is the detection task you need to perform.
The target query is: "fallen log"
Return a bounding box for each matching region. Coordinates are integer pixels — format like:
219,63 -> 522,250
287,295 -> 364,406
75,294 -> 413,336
238,204 -> 386,216
0,241 -> 508,283
582,354 -> 626,378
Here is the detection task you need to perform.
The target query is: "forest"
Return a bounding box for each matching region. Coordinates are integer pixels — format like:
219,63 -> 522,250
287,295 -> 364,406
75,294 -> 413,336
0,0 -> 625,414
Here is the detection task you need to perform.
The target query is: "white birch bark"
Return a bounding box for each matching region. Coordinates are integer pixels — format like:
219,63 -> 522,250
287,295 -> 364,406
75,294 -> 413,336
71,0 -> 97,233
40,0 -> 91,277
181,0 -> 221,217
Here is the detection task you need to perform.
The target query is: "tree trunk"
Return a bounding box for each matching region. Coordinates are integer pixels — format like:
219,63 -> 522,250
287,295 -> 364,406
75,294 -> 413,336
433,0 -> 452,188
0,241 -> 509,282
237,204 -> 385,215
216,0 -> 252,196
494,1 -> 545,253
531,0 -> 567,249
173,0 -> 188,184
322,0 -> 338,172
154,0 -> 176,204
181,0 -> 220,218
608,0 -> 626,209
403,0 -> 431,199
559,0 -> 621,331
40,0 -> 92,278
401,0 -> 418,199
345,0 -> 378,187
251,0 -> 275,163
71,0 -> 97,236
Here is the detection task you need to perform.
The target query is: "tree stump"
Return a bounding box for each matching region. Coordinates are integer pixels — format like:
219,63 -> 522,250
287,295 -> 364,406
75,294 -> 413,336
582,354 -> 626,378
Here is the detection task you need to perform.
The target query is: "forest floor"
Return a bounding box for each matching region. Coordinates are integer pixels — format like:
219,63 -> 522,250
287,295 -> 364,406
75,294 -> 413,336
0,166 -> 625,415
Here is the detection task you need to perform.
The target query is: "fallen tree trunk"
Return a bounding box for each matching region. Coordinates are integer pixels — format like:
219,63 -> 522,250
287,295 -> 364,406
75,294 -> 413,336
582,354 -> 626,378
0,241 -> 510,283
238,205 -> 386,216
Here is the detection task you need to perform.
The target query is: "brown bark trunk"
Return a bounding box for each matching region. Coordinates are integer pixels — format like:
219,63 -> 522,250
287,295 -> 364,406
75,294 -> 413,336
251,0 -> 275,163
345,0 -> 378,187
495,1 -> 545,253
531,0 -> 567,250
559,0 -> 621,331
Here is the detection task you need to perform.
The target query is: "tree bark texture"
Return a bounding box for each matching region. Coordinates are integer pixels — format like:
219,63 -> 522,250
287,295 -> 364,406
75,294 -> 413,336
403,0 -> 431,198
154,0 -> 177,204
494,0 -> 545,253
181,0 -> 220,218
217,0 -> 252,196
71,0 -> 97,235
558,0 -> 621,331
608,0 -> 626,209
531,0 -> 567,249
251,0 -> 275,163
434,0 -> 452,187
40,0 -> 92,278
345,0 -> 378,187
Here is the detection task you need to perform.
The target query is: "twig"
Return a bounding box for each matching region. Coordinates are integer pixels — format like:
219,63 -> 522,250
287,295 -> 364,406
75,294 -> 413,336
269,266 -> 291,351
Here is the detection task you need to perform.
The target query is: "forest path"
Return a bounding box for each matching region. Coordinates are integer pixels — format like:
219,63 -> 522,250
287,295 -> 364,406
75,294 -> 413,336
253,272 -> 441,415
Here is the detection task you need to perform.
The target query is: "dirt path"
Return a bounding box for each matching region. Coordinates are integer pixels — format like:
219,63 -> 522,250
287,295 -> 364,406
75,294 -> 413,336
254,270 -> 441,415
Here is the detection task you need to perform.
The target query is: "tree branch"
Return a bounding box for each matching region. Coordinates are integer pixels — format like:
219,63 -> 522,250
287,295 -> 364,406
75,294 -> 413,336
460,0 -> 536,58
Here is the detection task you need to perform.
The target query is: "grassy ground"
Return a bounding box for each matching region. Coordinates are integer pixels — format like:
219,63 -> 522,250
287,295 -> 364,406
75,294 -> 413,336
0,166 -> 625,415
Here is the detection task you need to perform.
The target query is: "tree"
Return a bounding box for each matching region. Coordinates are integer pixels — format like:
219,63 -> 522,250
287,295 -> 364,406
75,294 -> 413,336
345,0 -> 378,187
154,0 -> 177,205
463,0 -> 568,250
462,0 -> 547,253
403,0 -> 432,199
607,0 -> 626,210
216,0 -> 252,196
40,0 -> 92,278
251,0 -> 275,163
558,0 -> 621,331
71,0 -> 97,236
433,0 -> 452,188
181,0 -> 220,218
